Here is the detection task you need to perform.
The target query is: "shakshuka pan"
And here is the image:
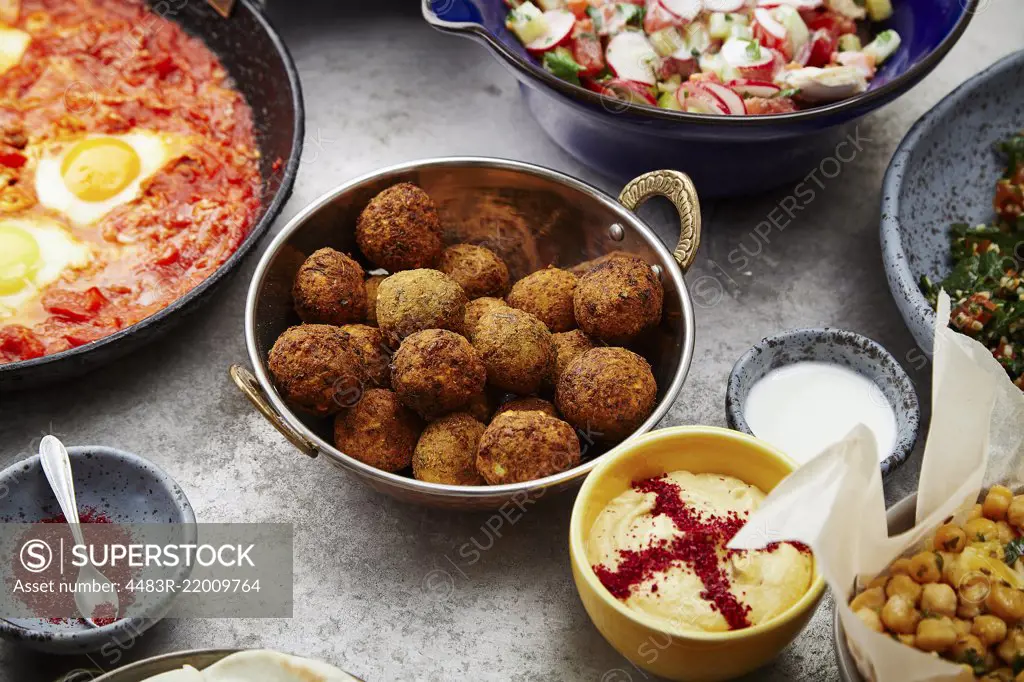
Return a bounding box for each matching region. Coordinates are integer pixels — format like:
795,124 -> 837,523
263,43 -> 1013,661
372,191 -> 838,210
0,0 -> 263,364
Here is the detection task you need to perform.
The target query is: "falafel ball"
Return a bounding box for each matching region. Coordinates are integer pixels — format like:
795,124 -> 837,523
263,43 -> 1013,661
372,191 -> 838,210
464,296 -> 508,339
549,329 -> 597,384
364,274 -> 386,325
333,388 -> 422,472
412,412 -> 487,485
471,307 -> 553,395
506,267 -> 578,333
438,244 -> 510,299
573,254 -> 664,343
338,324 -> 391,388
292,248 -> 366,325
556,347 -> 657,442
464,388 -> 498,423
568,251 -> 631,276
375,269 -> 468,347
391,329 -> 486,419
356,183 -> 443,272
493,397 -> 558,420
267,324 -> 366,416
476,411 -> 581,485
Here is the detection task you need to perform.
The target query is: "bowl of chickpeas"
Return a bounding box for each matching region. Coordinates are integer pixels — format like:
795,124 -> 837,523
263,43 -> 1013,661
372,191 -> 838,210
835,485 -> 1024,681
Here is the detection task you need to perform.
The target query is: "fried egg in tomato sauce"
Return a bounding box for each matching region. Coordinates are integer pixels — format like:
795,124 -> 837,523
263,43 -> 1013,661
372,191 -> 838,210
34,131 -> 190,225
0,217 -> 91,318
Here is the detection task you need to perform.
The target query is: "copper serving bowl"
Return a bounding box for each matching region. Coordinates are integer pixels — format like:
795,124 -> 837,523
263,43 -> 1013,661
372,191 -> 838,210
231,157 -> 701,510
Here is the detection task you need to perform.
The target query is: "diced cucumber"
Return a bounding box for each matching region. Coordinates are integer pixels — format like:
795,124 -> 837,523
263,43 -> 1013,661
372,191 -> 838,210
865,0 -> 893,21
657,91 -> 682,110
616,2 -> 644,27
649,27 -> 686,57
656,75 -> 683,93
708,13 -> 731,39
543,47 -> 583,85
536,0 -> 565,9
772,6 -> 809,54
682,21 -> 712,55
726,12 -> 749,25
506,2 -> 547,45
699,52 -> 737,81
837,34 -> 862,52
729,23 -> 753,40
862,29 -> 901,63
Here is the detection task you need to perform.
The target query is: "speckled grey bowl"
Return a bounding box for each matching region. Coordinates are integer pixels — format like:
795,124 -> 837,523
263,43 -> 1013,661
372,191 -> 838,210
833,493 -> 916,682
881,49 -> 1024,354
726,329 -> 920,477
0,446 -> 196,654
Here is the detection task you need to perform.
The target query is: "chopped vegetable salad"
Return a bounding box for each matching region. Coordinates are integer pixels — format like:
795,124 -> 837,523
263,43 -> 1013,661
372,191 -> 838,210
505,0 -> 900,115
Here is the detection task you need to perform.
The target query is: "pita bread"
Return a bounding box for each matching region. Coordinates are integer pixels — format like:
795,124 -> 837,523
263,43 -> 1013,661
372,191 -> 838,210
142,651 -> 358,682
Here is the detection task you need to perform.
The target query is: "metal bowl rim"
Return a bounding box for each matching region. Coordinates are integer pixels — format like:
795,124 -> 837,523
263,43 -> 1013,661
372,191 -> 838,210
0,0 -> 305,378
243,155 -> 696,499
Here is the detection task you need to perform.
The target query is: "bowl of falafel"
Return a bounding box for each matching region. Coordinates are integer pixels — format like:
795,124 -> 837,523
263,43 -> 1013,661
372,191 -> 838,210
231,157 -> 703,510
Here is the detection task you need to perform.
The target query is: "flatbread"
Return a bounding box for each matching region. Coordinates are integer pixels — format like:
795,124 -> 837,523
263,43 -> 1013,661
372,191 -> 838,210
142,652 -> 358,682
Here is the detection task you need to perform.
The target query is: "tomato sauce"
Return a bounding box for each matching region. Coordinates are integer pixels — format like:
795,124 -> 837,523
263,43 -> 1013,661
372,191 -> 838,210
0,0 -> 262,364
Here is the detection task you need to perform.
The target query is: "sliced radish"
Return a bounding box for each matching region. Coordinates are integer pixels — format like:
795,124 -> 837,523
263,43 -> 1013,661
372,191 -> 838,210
659,0 -> 703,22
598,78 -> 658,105
720,37 -> 776,77
752,7 -> 789,56
606,31 -> 660,85
756,0 -> 822,8
525,9 -> 576,53
726,78 -> 781,97
704,0 -> 746,10
697,81 -> 747,114
676,85 -> 729,114
792,39 -> 811,65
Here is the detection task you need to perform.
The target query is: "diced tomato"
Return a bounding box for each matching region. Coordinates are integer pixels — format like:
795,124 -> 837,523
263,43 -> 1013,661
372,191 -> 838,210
0,150 -> 26,168
800,8 -> 857,36
0,324 -> 45,362
744,96 -> 798,115
64,326 -> 109,348
806,28 -> 837,68
43,287 -> 110,322
153,55 -> 176,78
951,294 -> 999,334
572,32 -> 605,76
155,244 -> 180,266
658,54 -> 697,80
567,0 -> 590,18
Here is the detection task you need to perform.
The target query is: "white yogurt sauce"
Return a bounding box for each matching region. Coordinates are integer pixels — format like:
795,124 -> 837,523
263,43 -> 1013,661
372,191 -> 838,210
743,361 -> 898,464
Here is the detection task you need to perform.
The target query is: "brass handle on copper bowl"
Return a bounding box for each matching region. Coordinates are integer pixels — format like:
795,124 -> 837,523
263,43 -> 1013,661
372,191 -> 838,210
618,170 -> 702,272
229,364 -> 318,459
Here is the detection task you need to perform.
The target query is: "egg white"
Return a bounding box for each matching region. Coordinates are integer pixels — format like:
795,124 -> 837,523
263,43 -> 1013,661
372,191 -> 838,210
34,131 -> 187,226
0,217 -> 92,318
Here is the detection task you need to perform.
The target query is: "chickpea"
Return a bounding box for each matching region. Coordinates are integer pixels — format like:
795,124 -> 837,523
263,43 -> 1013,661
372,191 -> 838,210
960,572 -> 993,607
886,574 -> 923,604
855,607 -> 883,633
974,615 -> 1009,646
1008,496 -> 1024,529
997,521 -> 1017,544
909,551 -> 943,584
867,574 -> 889,590
943,552 -> 963,585
954,618 -> 975,637
850,586 -> 886,613
966,517 -> 1001,542
881,595 -> 921,635
984,486 -> 1015,521
916,617 -> 958,652
935,523 -> 968,553
897,633 -> 915,646
970,504 -> 985,521
997,628 -> 1024,664
921,582 -> 958,618
959,600 -> 984,619
986,583 -> 1024,622
890,558 -> 912,576
950,634 -> 987,665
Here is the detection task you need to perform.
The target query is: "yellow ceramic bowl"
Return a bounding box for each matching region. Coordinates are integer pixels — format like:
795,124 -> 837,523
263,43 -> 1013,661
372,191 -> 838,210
568,426 -> 826,682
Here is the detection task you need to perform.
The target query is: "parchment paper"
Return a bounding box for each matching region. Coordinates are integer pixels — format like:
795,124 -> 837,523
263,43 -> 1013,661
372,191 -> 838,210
728,292 -> 1024,682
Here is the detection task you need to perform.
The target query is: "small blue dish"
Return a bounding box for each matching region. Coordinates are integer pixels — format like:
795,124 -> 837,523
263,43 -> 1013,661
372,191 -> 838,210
726,328 -> 920,476
881,49 -> 1024,355
424,0 -> 976,195
0,446 -> 196,654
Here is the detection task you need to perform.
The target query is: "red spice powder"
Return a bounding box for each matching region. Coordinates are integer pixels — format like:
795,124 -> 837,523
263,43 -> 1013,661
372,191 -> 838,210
592,474 -> 807,631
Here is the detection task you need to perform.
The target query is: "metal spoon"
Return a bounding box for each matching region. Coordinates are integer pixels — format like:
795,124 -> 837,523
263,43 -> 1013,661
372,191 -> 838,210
39,435 -> 120,628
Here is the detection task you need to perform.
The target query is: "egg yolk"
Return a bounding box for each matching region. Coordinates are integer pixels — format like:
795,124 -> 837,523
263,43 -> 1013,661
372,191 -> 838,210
60,137 -> 141,202
0,223 -> 40,295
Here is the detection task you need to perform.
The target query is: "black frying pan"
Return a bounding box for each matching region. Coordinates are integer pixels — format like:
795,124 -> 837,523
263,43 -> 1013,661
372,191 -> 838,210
0,0 -> 304,391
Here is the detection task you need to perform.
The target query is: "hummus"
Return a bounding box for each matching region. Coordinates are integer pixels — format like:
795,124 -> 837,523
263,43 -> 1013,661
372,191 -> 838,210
587,470 -> 813,633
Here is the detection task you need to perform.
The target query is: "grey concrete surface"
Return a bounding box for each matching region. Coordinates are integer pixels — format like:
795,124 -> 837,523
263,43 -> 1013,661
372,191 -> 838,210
1,2 -> 1021,680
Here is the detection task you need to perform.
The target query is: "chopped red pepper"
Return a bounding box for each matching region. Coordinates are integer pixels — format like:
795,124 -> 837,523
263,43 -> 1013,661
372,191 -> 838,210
0,150 -> 26,168
43,287 -> 110,322
0,324 -> 45,362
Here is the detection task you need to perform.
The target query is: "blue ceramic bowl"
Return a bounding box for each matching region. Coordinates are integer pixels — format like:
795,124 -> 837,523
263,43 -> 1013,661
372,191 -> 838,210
0,446 -> 196,654
881,50 -> 1024,355
423,0 -> 976,196
725,328 -> 920,476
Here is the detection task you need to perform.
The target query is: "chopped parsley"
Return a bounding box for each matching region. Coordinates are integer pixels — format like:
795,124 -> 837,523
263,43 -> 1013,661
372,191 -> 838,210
1005,536 -> 1024,566
542,49 -> 584,87
745,40 -> 762,62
